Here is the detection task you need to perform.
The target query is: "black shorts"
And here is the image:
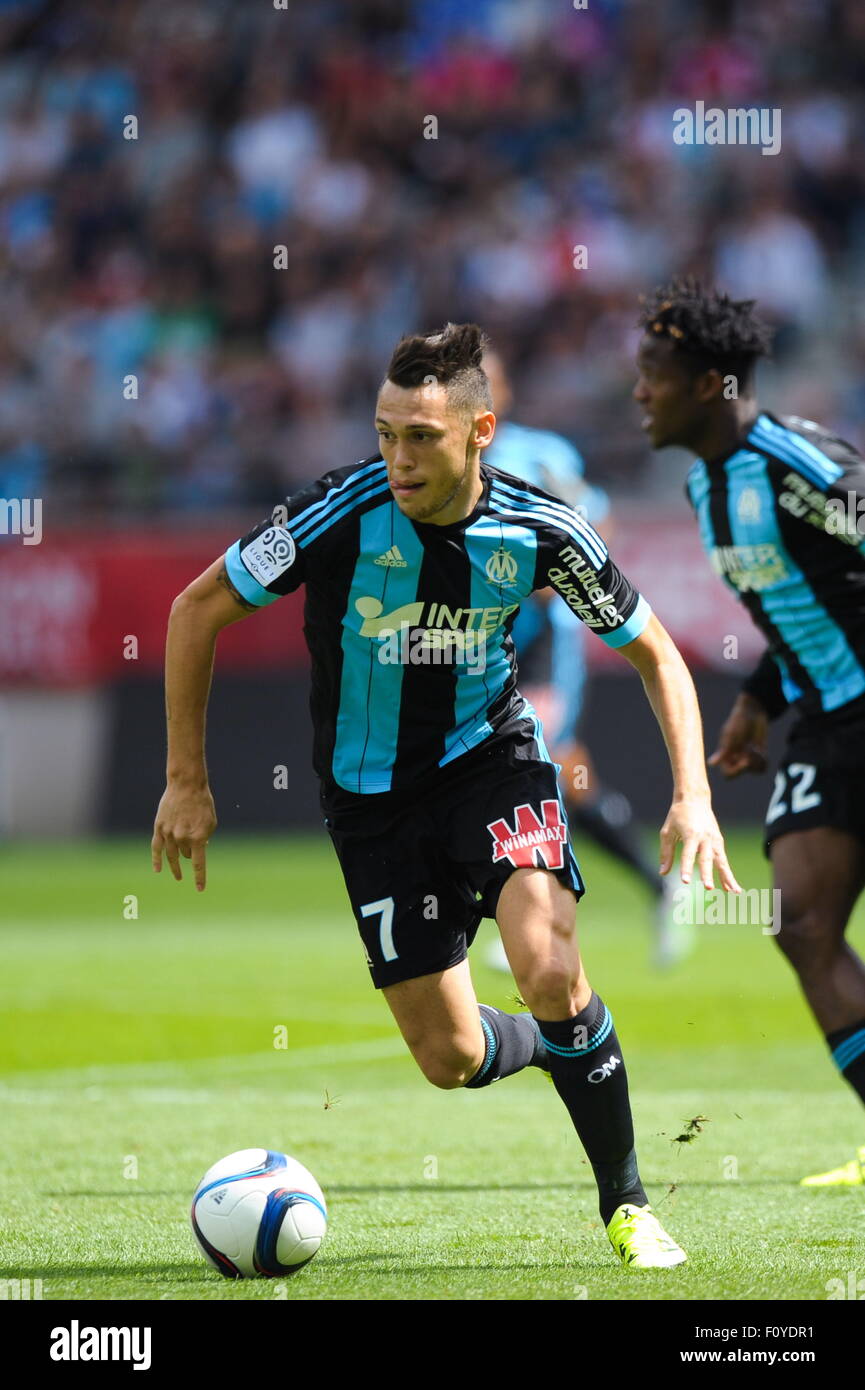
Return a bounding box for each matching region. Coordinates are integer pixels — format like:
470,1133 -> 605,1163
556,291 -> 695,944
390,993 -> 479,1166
764,699 -> 865,854
322,737 -> 585,989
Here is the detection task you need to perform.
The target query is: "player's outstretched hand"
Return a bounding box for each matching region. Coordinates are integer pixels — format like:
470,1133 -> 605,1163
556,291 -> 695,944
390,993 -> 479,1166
708,694 -> 768,779
659,798 -> 741,893
151,783 -> 217,892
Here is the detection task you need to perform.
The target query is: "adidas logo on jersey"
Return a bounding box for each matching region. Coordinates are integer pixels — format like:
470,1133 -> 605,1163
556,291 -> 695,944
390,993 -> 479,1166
374,546 -> 407,568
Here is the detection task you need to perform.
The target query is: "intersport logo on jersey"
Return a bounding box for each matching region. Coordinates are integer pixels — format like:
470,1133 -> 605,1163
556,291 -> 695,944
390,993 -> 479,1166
710,543 -> 788,592
355,595 -> 520,636
354,594 -> 522,674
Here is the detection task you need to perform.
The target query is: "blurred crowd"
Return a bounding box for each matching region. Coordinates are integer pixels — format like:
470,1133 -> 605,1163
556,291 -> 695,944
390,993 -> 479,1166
2,0 -> 865,518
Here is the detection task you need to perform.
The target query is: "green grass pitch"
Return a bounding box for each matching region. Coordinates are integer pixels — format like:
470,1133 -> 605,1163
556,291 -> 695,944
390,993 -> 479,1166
0,830 -> 862,1302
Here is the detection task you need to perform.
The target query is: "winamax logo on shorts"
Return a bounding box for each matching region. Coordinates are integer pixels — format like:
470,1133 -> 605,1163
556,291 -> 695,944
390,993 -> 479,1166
673,101 -> 782,156
487,801 -> 568,870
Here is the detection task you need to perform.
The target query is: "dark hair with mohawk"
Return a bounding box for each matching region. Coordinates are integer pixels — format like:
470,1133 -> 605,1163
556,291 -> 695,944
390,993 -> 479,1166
384,322 -> 492,416
638,279 -> 773,388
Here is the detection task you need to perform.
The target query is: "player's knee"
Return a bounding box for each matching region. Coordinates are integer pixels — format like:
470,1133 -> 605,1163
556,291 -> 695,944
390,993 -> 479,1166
775,905 -> 840,972
414,1041 -> 484,1090
518,960 -> 580,1018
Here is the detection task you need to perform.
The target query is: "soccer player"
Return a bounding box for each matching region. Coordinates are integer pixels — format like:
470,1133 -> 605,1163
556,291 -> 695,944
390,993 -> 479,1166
481,349 -> 689,968
153,322 -> 738,1266
634,280 -> 865,1186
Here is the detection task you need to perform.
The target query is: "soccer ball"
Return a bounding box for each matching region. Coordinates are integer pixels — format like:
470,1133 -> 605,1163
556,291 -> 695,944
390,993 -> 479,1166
190,1148 -> 327,1278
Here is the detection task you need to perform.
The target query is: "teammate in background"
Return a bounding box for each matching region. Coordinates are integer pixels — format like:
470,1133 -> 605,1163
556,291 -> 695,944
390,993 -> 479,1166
482,350 -> 689,969
634,280 -> 865,1187
154,322 -> 738,1267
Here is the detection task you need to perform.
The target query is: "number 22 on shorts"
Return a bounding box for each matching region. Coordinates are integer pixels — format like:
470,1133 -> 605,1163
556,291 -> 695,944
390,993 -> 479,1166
766,762 -> 822,825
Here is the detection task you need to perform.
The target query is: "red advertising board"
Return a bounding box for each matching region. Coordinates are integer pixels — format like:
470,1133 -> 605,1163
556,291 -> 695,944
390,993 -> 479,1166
0,513 -> 761,686
0,530 -> 306,685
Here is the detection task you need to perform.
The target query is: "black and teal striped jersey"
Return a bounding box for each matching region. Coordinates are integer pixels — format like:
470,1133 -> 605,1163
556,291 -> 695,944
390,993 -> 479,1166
224,456 -> 651,795
686,411 -> 865,718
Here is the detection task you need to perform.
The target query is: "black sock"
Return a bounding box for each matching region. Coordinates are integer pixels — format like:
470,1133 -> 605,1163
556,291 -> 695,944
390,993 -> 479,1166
533,991 -> 647,1223
569,792 -> 662,898
463,1004 -> 548,1089
826,1019 -> 865,1106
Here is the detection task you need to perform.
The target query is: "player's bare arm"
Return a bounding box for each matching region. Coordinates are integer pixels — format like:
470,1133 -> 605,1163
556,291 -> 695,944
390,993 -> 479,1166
151,557 -> 257,891
619,613 -> 740,893
708,692 -> 769,779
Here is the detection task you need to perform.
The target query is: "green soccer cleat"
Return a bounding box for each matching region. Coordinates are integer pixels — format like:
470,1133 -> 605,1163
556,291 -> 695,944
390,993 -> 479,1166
606,1203 -> 687,1268
800,1144 -> 865,1187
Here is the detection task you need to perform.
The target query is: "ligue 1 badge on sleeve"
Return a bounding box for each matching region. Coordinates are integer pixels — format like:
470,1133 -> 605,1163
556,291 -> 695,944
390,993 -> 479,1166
243,527 -> 297,585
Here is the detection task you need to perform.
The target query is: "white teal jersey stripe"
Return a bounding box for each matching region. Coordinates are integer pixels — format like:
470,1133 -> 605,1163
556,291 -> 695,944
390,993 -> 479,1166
489,479 -> 608,568
297,474 -> 392,547
483,420 -> 610,525
439,518 -> 536,767
332,503 -> 424,793
291,461 -> 389,541
749,415 -> 843,489
725,454 -> 865,710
